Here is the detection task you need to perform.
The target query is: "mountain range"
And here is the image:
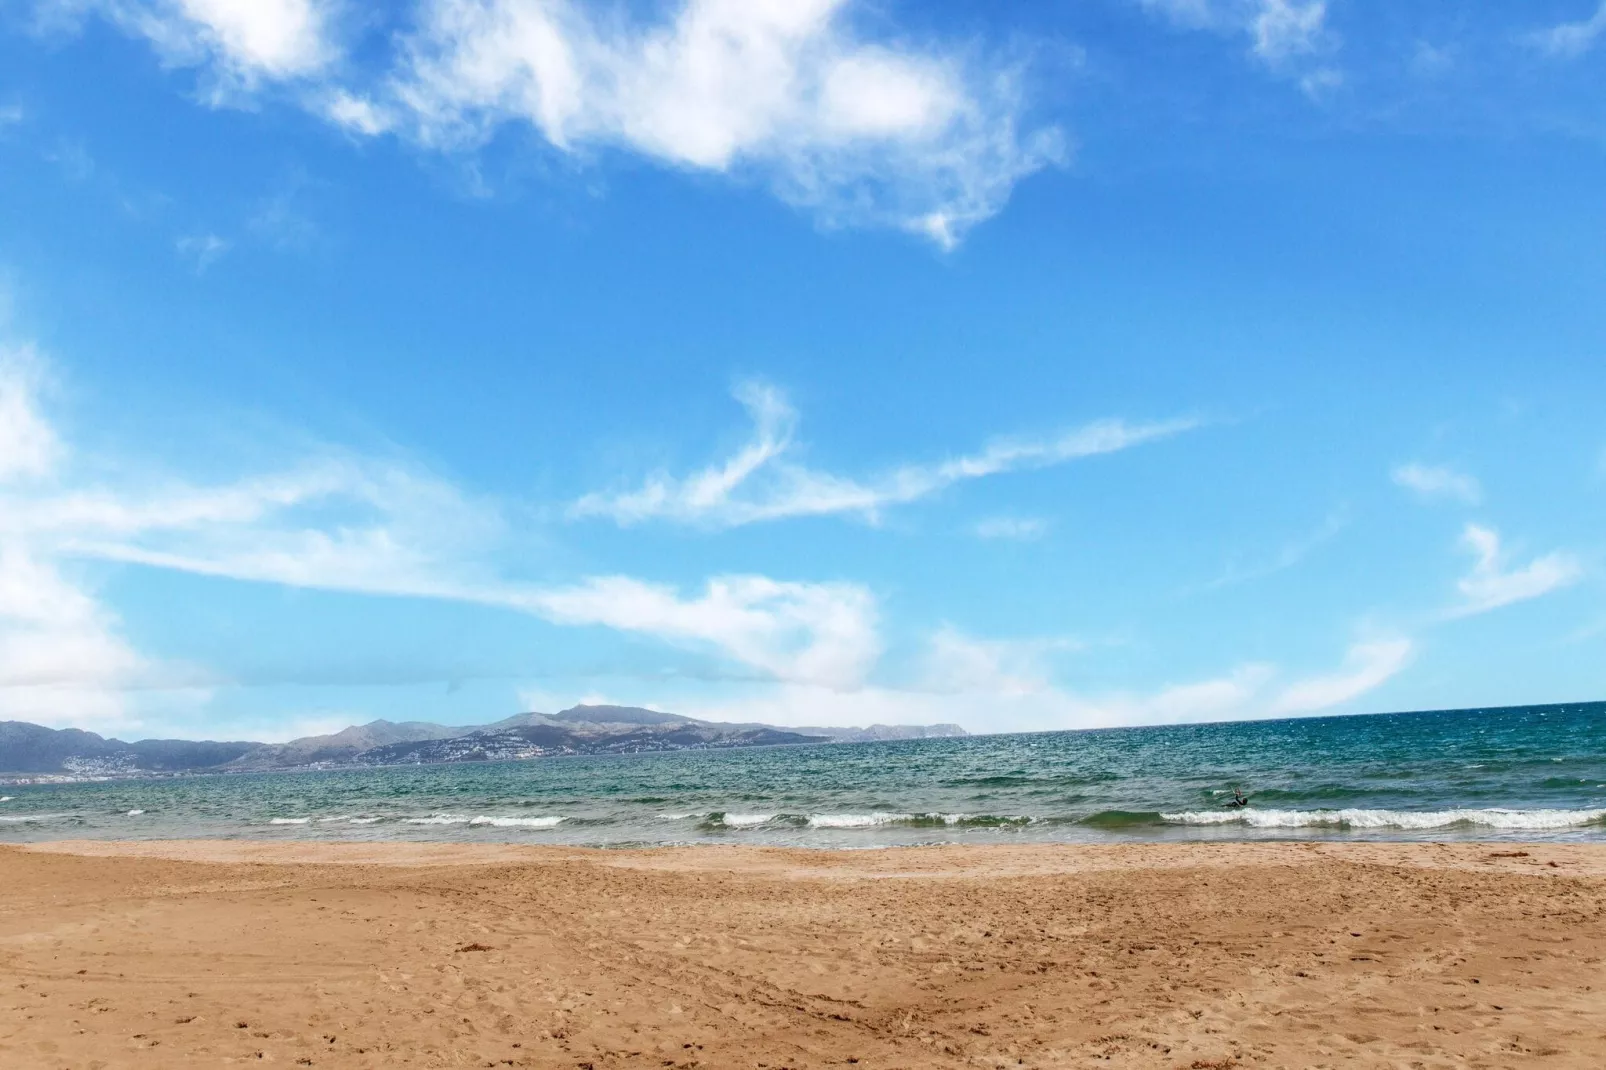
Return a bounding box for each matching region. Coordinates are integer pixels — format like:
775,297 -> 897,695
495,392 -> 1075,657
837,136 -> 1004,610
0,706 -> 966,778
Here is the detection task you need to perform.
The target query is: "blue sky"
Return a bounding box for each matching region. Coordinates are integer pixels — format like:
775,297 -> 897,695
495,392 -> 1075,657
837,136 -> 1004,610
0,0 -> 1603,741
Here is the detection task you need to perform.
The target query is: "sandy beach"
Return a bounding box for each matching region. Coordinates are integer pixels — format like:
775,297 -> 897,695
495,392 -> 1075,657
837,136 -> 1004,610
3,841 -> 1605,1068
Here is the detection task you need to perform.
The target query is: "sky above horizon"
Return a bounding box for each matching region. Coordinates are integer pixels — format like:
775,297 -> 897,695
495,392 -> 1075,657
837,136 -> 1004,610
1,0 -> 1603,742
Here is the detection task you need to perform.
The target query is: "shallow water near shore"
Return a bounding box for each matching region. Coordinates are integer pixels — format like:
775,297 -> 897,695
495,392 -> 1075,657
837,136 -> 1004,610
3,702 -> 1603,847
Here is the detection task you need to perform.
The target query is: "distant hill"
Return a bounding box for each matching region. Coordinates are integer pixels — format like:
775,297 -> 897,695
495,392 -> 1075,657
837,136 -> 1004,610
0,721 -> 259,775
224,720 -> 468,771
0,706 -> 967,779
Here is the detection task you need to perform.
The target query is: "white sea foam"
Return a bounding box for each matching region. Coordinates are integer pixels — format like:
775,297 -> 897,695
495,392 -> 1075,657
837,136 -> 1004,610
808,812 -> 908,828
0,796 -> 13,802
468,815 -> 563,828
404,814 -> 471,825
721,813 -> 775,828
658,812 -> 697,821
268,817 -> 310,825
347,817 -> 384,825
125,809 -> 145,816
1161,807 -> 1606,831
0,813 -> 65,822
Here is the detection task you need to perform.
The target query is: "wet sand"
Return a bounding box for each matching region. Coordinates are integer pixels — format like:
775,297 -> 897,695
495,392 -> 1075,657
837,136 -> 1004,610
3,840 -> 1605,1068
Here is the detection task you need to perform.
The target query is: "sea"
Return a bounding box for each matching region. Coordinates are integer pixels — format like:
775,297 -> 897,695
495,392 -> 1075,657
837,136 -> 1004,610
2,702 -> 1603,848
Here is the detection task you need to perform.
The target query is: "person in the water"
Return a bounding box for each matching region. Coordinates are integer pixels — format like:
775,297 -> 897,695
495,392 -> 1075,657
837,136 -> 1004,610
1228,789 -> 1250,808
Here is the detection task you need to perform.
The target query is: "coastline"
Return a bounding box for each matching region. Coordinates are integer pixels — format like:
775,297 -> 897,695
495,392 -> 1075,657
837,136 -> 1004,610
5,841 -> 1605,1068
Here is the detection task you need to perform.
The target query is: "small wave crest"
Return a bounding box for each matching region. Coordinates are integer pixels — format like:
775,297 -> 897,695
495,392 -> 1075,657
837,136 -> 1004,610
125,809 -> 145,816
468,815 -> 564,828
268,817 -> 310,825
1160,807 -> 1606,831
402,813 -> 562,828
0,812 -> 67,823
719,812 -> 776,828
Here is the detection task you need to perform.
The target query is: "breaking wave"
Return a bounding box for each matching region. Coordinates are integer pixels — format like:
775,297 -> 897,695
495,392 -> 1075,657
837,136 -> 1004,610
719,812 -> 776,828
1158,807 -> 1606,831
467,815 -> 564,828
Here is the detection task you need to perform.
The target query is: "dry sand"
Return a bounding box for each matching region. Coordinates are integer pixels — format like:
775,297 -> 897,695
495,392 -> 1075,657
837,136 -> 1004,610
3,840 -> 1605,1068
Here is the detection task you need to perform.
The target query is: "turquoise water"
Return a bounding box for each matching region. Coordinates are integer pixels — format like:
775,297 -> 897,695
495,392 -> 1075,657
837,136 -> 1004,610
3,702 -> 1603,847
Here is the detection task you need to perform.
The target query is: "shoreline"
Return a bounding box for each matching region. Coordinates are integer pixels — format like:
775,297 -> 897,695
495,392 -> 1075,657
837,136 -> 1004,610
6,840 -> 1605,1067
13,836 -> 1606,875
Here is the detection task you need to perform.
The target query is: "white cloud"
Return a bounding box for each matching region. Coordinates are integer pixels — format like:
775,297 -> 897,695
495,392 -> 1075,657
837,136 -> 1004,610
176,232 -> 230,273
322,89 -> 392,135
0,358 -> 204,729
66,0 -> 341,90
378,0 -> 1061,245
1527,2 -> 1606,60
515,575 -> 879,690
1449,524 -> 1582,618
1249,0 -> 1326,63
40,0 -> 1058,244
973,516 -> 1049,541
0,102 -> 24,126
1269,637 -> 1413,715
571,381 -> 1197,528
0,543 -> 152,727
0,346 -> 61,482
1391,462 -> 1481,505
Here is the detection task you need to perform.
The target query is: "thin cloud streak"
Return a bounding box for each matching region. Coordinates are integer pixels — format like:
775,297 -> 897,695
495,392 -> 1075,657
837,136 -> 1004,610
571,381 -> 1199,528
1189,508 -> 1347,594
1392,462 -> 1481,505
1526,2 -> 1606,59
1447,523 -> 1582,618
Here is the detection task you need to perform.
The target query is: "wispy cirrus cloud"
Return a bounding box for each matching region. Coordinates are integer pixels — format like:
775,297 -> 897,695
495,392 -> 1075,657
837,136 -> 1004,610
1526,2 -> 1606,59
1269,637 -> 1414,715
1189,508 -> 1347,593
1448,523 -> 1582,618
571,381 -> 1198,529
1392,462 -> 1481,505
0,349 -> 883,709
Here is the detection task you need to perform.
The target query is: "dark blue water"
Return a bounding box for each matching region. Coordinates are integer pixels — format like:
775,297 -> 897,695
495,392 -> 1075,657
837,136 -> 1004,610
2,702 -> 1602,846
